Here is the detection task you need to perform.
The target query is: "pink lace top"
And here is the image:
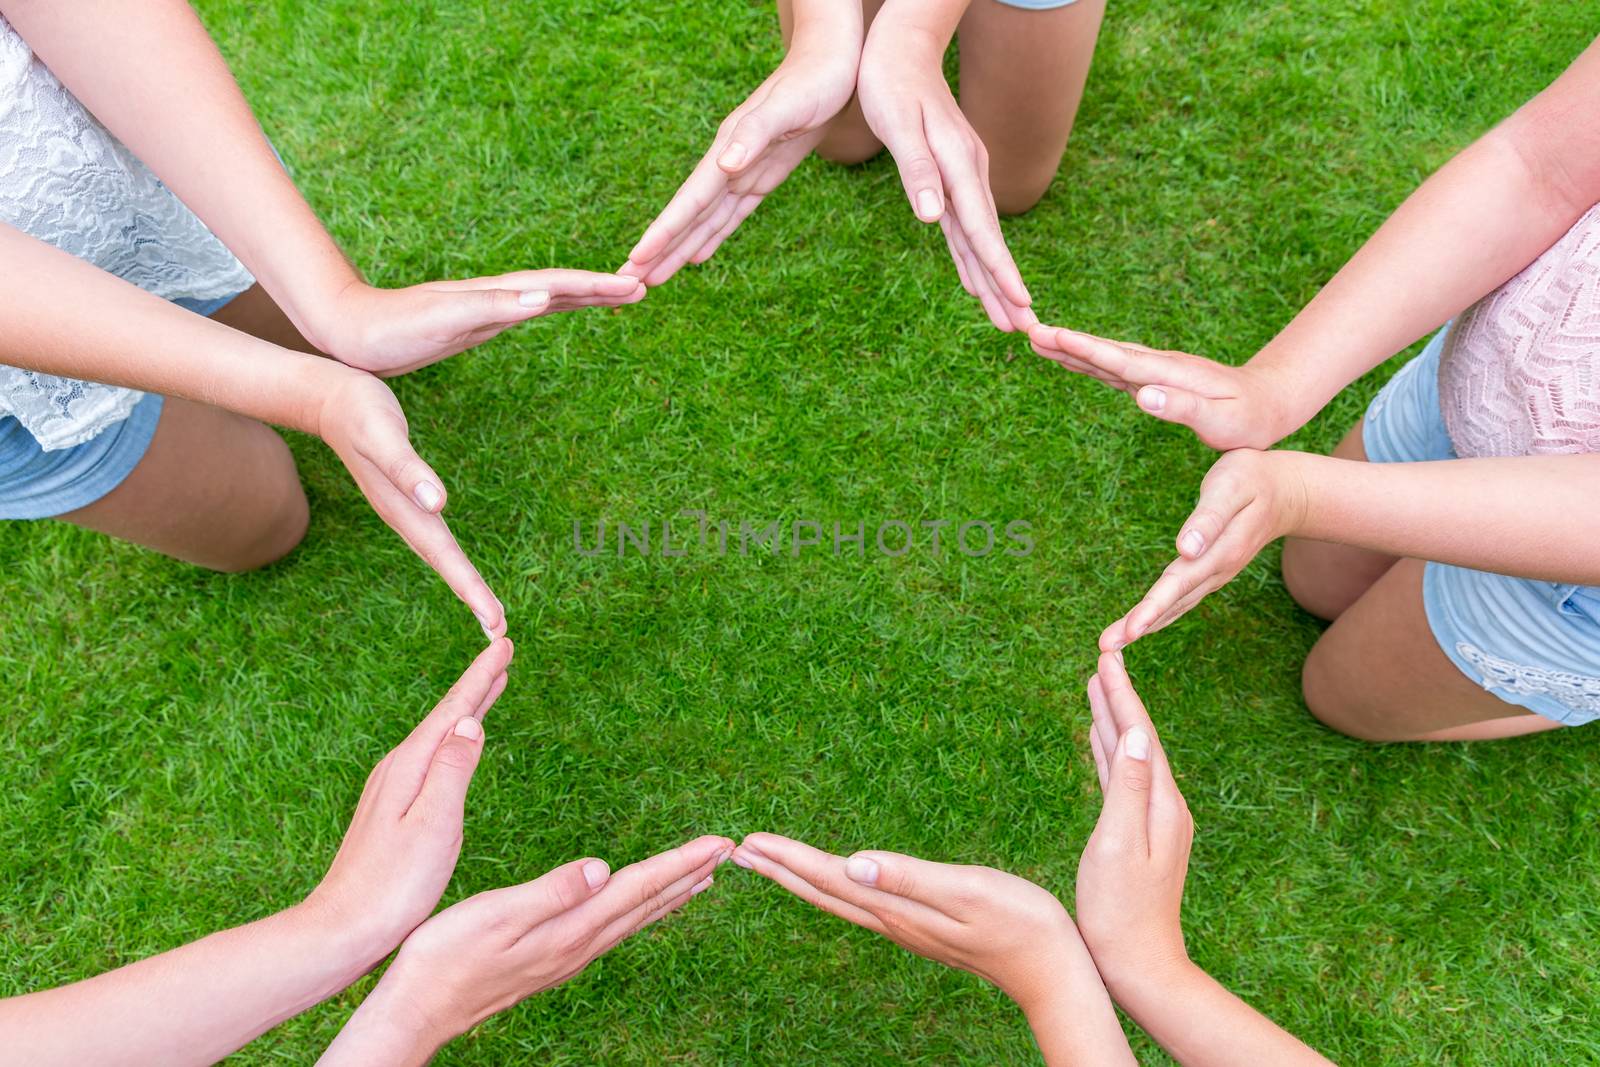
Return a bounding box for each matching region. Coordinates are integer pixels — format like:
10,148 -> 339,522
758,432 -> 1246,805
1439,202 -> 1600,458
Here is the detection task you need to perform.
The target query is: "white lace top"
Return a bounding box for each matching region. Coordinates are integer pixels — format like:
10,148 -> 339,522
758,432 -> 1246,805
1438,202 -> 1600,458
0,14 -> 253,451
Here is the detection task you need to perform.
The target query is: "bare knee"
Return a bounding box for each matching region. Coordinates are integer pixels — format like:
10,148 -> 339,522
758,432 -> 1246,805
816,129 -> 884,166
209,436 -> 308,573
1301,644 -> 1388,742
992,171 -> 1055,216
1282,539 -> 1340,621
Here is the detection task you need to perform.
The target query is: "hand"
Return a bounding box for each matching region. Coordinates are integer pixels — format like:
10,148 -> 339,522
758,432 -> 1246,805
731,833 -> 1084,1015
623,34 -> 862,286
305,638 -> 512,959
324,836 -> 732,1063
1074,651 -> 1194,995
314,367 -> 506,638
856,27 -> 1033,332
1027,325 -> 1298,450
1100,448 -> 1309,652
308,272 -> 645,377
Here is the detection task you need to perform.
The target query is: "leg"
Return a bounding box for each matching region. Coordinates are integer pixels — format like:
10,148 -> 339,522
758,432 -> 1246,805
56,285 -> 314,571
777,0 -> 888,165
1301,558 -> 1564,742
956,0 -> 1105,215
1280,421 -> 1402,620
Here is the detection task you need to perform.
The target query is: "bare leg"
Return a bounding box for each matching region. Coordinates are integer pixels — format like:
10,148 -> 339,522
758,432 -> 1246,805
56,285 -> 312,572
1280,421 -> 1402,620
1301,557 -> 1565,742
777,0 -> 888,164
957,0 -> 1105,215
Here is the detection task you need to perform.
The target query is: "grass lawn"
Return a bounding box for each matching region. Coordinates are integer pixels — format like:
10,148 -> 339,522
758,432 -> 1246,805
4,1 -> 1600,1062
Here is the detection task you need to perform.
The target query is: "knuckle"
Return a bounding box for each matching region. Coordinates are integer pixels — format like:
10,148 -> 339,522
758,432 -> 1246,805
433,742 -> 476,772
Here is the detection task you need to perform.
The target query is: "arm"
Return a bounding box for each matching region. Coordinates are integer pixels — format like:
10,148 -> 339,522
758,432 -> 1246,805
731,833 -> 1136,1066
856,0 -> 1035,332
1029,35 -> 1600,449
0,0 -> 642,373
318,836 -> 733,1066
0,640 -> 512,1065
1102,449 -> 1600,650
1076,652 -> 1334,1067
623,0 -> 863,285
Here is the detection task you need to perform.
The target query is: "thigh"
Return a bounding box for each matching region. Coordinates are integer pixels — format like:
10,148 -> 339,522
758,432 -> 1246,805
777,0 -> 888,165
1280,420 -> 1402,621
957,0 -> 1105,215
59,393 -> 308,573
1301,558 -> 1562,742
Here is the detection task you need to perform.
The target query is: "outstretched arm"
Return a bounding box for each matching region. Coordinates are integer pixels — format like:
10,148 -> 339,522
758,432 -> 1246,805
1031,34 -> 1600,449
0,641 -> 511,1066
1076,652 -> 1334,1066
0,0 -> 643,374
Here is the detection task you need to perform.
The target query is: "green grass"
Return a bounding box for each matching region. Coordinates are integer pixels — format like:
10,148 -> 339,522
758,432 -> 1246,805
4,1 -> 1599,1062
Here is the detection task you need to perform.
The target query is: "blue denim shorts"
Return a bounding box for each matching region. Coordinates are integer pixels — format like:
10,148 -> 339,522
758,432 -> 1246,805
1363,327 -> 1600,724
0,290 -> 243,521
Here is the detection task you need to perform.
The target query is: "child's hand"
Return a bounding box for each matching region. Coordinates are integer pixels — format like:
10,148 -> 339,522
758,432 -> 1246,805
622,41 -> 862,287
1074,651 -> 1193,995
314,369 -> 506,639
326,836 -> 731,1062
310,272 -> 645,377
731,833 -> 1085,1016
304,639 -> 512,960
1028,325 -> 1298,451
1100,448 -> 1309,652
856,30 -> 1034,333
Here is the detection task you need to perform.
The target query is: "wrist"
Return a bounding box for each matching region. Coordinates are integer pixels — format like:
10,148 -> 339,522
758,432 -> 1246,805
1264,449 -> 1316,540
295,887 -> 405,979
321,976 -> 451,1067
1100,951 -> 1205,1016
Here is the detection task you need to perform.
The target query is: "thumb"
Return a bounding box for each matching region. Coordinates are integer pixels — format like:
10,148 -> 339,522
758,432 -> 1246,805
718,108 -> 773,173
1097,724 -> 1154,855
410,716 -> 486,824
444,287 -> 551,334
1135,384 -> 1226,439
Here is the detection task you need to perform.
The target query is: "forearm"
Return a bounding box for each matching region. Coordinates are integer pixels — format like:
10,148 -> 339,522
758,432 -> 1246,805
0,223 -> 346,435
0,901 -> 387,1066
318,980 -> 449,1067
1,0 -> 361,342
1249,40 -> 1600,426
1284,451 -> 1600,585
1107,961 -> 1330,1067
1022,962 -> 1138,1066
869,0 -> 971,51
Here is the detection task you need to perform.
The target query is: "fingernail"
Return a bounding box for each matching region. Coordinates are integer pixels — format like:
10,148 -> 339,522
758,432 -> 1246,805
731,852 -> 754,869
1181,530 -> 1205,556
583,859 -> 610,889
1139,386 -> 1166,413
473,610 -> 495,643
453,716 -> 483,740
916,189 -> 941,220
844,856 -> 879,885
1124,727 -> 1151,761
691,875 -> 715,896
413,481 -> 442,511
719,143 -> 748,170
716,846 -> 733,865
518,289 -> 551,308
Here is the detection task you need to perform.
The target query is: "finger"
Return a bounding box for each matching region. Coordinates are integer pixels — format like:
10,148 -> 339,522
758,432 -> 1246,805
643,193 -> 744,286
562,835 -> 733,939
427,270 -> 644,301
1095,710 -> 1154,856
405,713 -> 485,824
1096,651 -> 1184,812
473,665 -> 510,719
626,162 -> 728,269
485,856 -> 614,931
689,193 -> 764,265
385,492 -> 506,640
1088,721 -> 1109,791
381,639 -> 513,805
1086,673 -> 1117,791
945,217 -> 1012,331
1176,465 -> 1256,559
876,103 -> 943,223
589,845 -> 728,954
732,839 -> 885,934
839,850 -> 986,917
930,137 -> 1029,307
736,833 -> 955,931
1029,340 -> 1131,390
718,107 -> 776,173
